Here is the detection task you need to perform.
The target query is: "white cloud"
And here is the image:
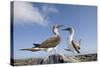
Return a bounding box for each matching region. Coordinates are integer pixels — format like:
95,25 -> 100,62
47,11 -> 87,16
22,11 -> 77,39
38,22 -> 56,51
41,5 -> 59,17
42,5 -> 58,14
14,1 -> 59,26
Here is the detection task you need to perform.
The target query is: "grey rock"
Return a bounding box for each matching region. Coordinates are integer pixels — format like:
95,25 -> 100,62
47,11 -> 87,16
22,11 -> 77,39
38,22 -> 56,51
40,53 -> 80,64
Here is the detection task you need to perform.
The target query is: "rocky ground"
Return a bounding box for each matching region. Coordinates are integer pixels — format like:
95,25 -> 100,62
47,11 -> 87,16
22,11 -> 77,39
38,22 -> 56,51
11,53 -> 97,66
75,54 -> 97,62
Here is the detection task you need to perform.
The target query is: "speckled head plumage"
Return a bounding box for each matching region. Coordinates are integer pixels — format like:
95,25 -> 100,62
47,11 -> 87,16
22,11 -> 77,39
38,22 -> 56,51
52,24 -> 64,35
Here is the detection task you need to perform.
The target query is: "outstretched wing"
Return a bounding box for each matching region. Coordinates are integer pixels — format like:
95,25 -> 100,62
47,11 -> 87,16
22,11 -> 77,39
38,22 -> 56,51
38,36 -> 60,48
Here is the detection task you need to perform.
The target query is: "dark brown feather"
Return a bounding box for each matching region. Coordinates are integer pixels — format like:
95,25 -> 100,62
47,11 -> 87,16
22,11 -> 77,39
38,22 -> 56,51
71,40 -> 80,53
38,35 -> 60,48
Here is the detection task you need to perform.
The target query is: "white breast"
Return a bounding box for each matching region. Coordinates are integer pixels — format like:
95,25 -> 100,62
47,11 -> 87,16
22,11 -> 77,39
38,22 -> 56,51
47,48 -> 54,52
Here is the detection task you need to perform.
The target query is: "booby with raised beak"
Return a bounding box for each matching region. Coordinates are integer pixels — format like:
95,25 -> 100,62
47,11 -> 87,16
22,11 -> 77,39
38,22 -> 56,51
62,27 -> 81,53
20,24 -> 63,54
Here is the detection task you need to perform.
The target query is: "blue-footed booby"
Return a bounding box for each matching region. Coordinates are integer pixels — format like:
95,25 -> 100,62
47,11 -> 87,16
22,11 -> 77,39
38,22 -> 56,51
62,27 -> 81,53
20,24 -> 63,53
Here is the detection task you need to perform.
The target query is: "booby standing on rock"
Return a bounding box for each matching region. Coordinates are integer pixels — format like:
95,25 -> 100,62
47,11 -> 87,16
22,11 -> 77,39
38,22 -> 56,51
20,24 -> 63,54
62,27 -> 81,53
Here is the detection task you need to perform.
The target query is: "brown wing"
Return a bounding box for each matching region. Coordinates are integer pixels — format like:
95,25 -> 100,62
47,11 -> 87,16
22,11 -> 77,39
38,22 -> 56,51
72,40 -> 80,53
72,40 -> 80,49
38,36 -> 60,48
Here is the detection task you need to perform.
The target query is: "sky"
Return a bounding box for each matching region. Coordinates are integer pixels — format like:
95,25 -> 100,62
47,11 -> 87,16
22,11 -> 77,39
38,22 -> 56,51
12,1 -> 97,59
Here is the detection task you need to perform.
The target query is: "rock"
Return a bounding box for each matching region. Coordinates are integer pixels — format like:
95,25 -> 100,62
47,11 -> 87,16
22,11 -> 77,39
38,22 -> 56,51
40,53 -> 80,64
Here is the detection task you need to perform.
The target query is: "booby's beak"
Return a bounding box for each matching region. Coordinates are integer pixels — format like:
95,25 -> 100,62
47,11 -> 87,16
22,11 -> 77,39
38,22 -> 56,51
57,25 -> 64,28
62,28 -> 70,31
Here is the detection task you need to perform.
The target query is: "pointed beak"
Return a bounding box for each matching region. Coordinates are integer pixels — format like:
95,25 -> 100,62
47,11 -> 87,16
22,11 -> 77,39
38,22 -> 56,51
57,25 -> 64,28
62,28 -> 67,31
62,28 -> 70,31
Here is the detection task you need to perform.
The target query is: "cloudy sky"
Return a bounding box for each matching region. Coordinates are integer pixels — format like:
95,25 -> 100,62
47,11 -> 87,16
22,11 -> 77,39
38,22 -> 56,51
14,1 -> 59,26
12,1 -> 97,59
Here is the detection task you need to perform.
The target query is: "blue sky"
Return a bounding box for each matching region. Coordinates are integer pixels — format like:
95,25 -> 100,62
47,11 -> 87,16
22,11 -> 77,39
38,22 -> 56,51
13,1 -> 97,59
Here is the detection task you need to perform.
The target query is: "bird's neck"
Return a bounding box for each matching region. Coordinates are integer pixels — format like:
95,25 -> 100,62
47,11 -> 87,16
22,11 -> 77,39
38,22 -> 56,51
53,28 -> 59,36
68,31 -> 74,42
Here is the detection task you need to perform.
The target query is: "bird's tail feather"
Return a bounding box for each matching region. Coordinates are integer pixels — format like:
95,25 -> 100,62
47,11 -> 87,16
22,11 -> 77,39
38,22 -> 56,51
20,48 -> 32,51
33,43 -> 40,48
77,50 -> 80,53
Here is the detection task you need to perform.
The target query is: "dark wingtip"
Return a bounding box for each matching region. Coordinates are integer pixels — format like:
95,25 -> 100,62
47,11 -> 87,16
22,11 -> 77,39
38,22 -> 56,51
33,43 -> 40,47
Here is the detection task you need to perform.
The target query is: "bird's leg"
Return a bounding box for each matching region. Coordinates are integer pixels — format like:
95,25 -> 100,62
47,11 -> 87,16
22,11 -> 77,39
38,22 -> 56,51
52,49 -> 54,55
69,49 -> 75,57
52,48 -> 56,54
71,50 -> 76,57
49,50 -> 52,55
54,48 -> 57,55
50,48 -> 54,55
